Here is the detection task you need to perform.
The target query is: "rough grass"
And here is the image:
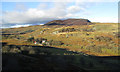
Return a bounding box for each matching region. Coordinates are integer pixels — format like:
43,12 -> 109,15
2,23 -> 119,56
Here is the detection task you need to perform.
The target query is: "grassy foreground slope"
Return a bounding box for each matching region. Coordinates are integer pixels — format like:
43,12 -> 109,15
1,22 -> 119,56
2,44 -> 120,71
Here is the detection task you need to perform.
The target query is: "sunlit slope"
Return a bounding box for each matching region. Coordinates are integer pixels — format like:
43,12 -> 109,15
1,23 -> 119,56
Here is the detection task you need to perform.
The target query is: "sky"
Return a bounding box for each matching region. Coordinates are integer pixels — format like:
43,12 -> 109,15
1,0 -> 119,28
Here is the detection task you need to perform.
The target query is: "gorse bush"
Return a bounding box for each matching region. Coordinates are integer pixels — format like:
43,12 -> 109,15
29,49 -> 36,54
85,44 -> 119,55
95,36 -> 112,42
9,48 -> 21,53
20,46 -> 32,51
27,37 -> 34,42
2,46 -> 11,53
59,28 -> 76,32
49,40 -> 64,46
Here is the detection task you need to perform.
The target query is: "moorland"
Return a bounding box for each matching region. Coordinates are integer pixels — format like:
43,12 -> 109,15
1,18 -> 120,71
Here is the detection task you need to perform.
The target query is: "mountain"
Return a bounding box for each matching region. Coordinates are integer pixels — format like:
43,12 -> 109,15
45,18 -> 92,26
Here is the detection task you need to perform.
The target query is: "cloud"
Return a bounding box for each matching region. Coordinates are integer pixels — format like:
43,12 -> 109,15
11,24 -> 31,28
2,1 -> 118,28
1,24 -> 32,29
2,2 -> 87,25
67,6 -> 85,13
2,0 -> 119,2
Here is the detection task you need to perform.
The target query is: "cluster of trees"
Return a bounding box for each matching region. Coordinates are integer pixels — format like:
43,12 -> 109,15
27,37 -> 64,46
2,45 -> 44,55
2,46 -> 21,53
27,37 -> 34,42
48,40 -> 64,46
59,28 -> 76,32
2,44 -> 73,55
52,28 -> 78,34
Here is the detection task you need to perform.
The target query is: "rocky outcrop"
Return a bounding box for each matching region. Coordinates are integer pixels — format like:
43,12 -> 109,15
45,19 -> 92,26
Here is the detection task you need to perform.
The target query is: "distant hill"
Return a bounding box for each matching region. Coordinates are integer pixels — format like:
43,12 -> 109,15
44,19 -> 92,26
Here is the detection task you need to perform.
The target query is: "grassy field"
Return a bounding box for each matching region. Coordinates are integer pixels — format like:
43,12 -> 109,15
1,23 -> 119,56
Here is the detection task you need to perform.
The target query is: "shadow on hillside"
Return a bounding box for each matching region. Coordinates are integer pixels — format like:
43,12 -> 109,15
44,23 -> 66,26
1,42 -> 120,72
2,53 -> 87,72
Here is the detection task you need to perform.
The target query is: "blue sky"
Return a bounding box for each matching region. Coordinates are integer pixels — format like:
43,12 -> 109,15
1,1 -> 118,28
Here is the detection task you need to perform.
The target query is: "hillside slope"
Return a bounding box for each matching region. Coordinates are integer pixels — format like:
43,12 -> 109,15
45,19 -> 92,26
1,20 -> 119,56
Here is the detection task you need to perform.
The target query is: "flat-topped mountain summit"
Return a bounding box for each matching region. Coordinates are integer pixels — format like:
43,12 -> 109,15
45,19 -> 92,26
